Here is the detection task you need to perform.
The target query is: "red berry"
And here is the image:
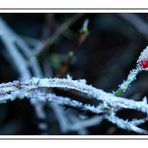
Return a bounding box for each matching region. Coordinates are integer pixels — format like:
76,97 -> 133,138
139,60 -> 148,69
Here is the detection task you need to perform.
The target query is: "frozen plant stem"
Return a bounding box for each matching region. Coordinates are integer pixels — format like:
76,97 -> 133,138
115,67 -> 141,97
1,77 -> 148,115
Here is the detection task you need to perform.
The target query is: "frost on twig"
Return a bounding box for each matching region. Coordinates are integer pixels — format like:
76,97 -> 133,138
115,46 -> 148,97
0,77 -> 148,134
105,113 -> 148,134
115,68 -> 141,96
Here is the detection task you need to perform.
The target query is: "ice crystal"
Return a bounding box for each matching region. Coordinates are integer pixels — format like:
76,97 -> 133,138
66,74 -> 73,80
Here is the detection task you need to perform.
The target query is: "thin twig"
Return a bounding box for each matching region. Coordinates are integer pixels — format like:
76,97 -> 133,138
56,19 -> 89,77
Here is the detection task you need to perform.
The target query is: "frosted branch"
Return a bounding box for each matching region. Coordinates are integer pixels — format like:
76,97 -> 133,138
0,77 -> 148,134
105,113 -> 148,134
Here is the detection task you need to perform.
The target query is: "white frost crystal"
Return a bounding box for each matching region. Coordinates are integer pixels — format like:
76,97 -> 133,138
138,46 -> 148,62
137,46 -> 148,70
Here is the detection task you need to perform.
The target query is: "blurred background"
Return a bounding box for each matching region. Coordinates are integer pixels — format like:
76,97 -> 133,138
0,13 -> 148,135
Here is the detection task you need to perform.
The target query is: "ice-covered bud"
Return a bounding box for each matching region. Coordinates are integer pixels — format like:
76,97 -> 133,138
137,46 -> 148,70
66,74 -> 72,80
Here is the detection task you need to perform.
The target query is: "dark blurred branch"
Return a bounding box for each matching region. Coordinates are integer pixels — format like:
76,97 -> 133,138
56,19 -> 89,77
117,13 -> 148,40
34,14 -> 84,57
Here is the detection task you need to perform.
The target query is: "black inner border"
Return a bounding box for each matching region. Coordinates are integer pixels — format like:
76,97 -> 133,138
0,8 -> 148,139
